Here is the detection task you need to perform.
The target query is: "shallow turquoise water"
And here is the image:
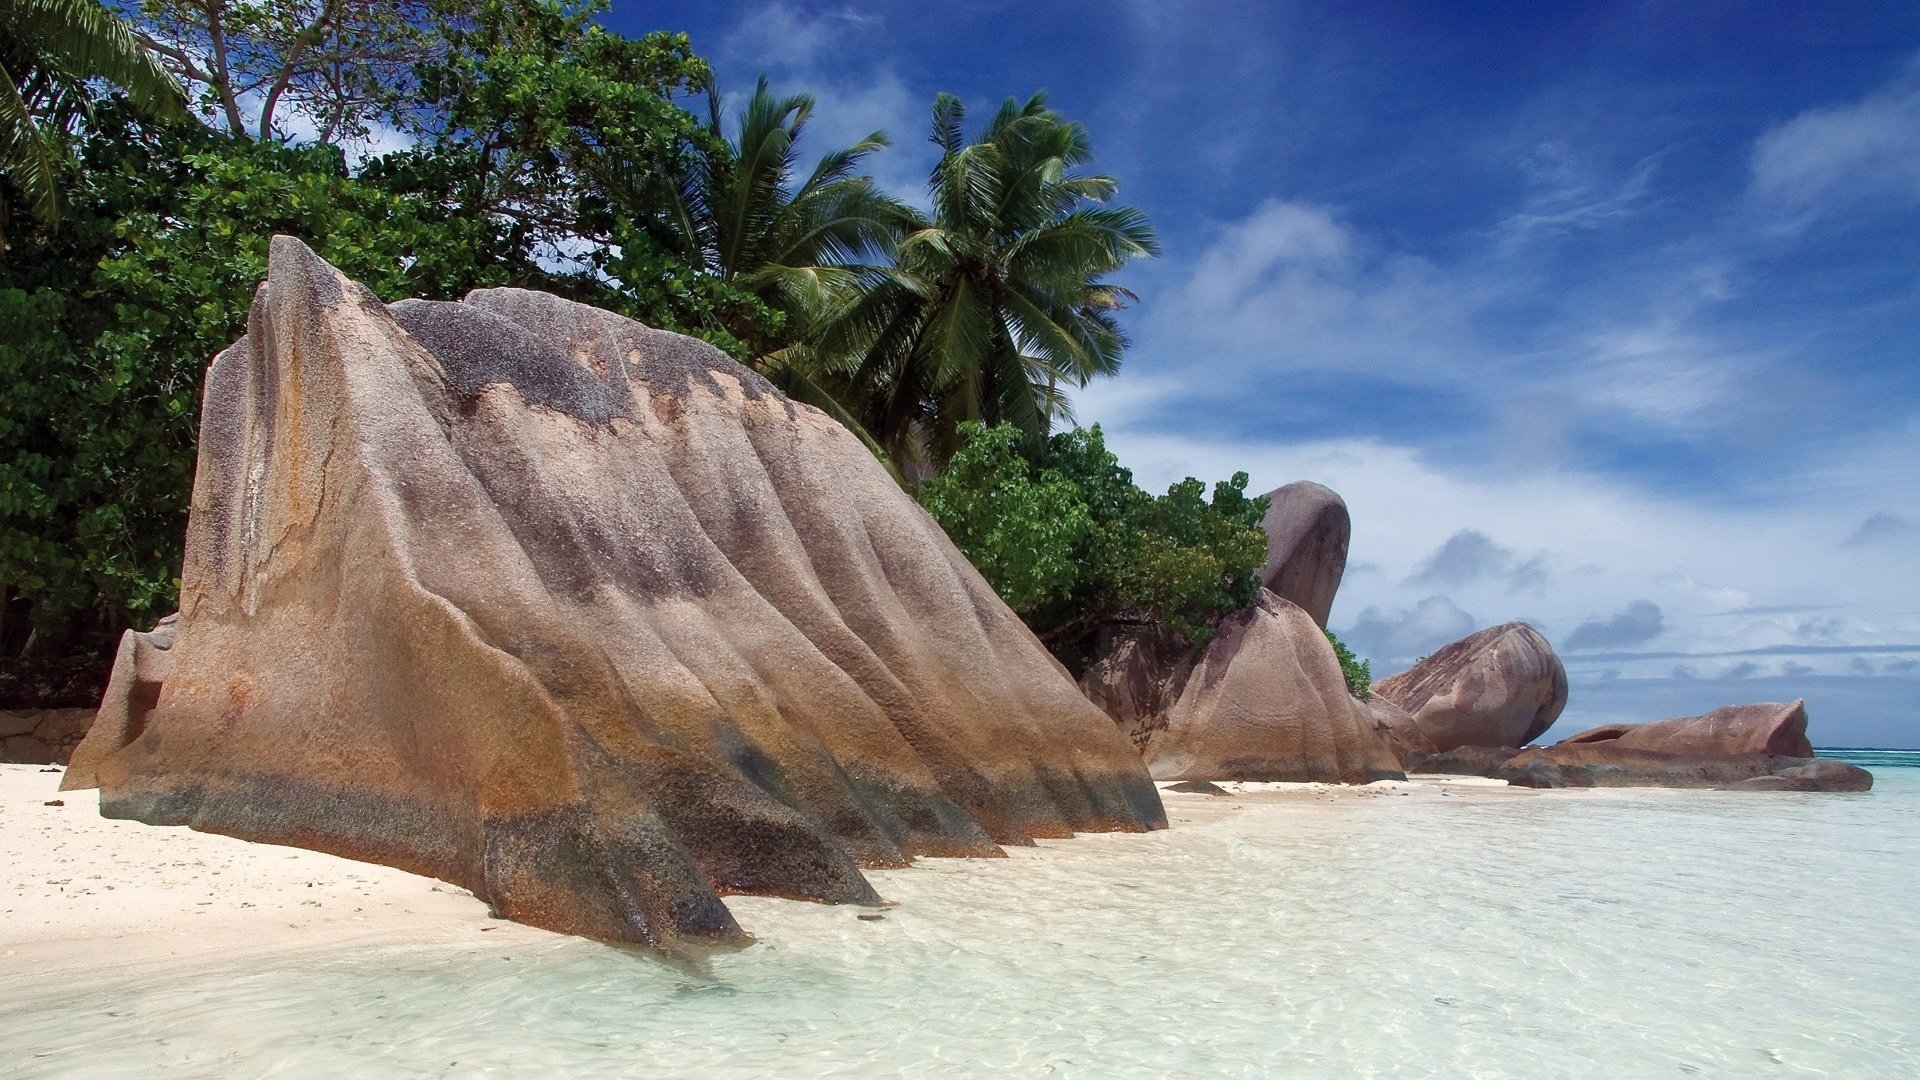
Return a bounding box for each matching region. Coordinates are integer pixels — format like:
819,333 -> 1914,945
7,771 -> 1918,1078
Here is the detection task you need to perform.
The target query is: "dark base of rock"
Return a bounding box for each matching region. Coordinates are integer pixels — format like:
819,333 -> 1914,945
1404,745 -> 1523,776
1401,740 -> 1873,793
1500,751 -> 1872,792
1166,780 -> 1232,796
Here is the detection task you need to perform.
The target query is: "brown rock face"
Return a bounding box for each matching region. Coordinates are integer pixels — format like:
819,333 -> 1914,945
1257,482 -> 1350,628
61,614 -> 175,784
63,238 -> 1164,949
1085,590 -> 1403,784
1553,701 -> 1813,758
1494,700 -> 1867,791
0,708 -> 97,764
1370,622 -> 1568,753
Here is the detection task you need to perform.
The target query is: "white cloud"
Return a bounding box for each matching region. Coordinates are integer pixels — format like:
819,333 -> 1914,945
1407,529 -> 1550,594
716,3 -> 933,202
1343,595 -> 1478,666
1138,199 -> 1482,388
1076,424 -> 1920,706
1750,54 -> 1920,223
1564,600 -> 1665,652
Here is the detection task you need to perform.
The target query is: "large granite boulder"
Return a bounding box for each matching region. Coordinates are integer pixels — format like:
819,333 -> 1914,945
1083,589 -> 1404,784
1498,700 -> 1869,791
1549,701 -> 1812,758
64,238 -> 1164,949
1370,622 -> 1567,754
1256,482 -> 1349,627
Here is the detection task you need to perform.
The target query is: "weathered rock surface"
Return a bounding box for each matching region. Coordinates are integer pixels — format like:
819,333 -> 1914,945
1485,702 -> 1869,791
1256,482 -> 1350,628
1405,744 -> 1522,777
61,614 -> 176,785
1370,623 -> 1568,753
1550,701 -> 1812,758
64,238 -> 1164,949
0,708 -> 97,765
1085,589 -> 1404,784
1361,694 -> 1433,763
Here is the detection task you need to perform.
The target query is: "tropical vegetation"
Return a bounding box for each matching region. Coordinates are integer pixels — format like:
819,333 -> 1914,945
0,0 -> 184,242
0,0 -> 1375,700
919,422 -> 1269,671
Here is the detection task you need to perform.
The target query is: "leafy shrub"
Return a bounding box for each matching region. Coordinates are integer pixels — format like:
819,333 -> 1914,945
1325,629 -> 1372,700
919,421 -> 1269,671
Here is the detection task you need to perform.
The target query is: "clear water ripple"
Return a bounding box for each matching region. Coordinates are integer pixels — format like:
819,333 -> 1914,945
6,769 -> 1917,1078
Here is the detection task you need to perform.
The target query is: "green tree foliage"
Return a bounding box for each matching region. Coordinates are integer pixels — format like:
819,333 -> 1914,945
0,104 -> 515,649
1324,629 -> 1372,700
914,421 -> 1091,613
821,93 -> 1158,466
128,0 -> 442,142
0,2 -> 720,668
618,76 -> 912,361
382,0 -> 724,328
919,422 -> 1268,671
0,0 -> 183,239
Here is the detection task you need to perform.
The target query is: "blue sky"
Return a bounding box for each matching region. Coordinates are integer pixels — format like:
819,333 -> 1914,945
609,1 -> 1920,747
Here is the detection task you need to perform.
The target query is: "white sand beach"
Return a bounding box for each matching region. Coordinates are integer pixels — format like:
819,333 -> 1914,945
1,763 -> 1515,980
0,764 -> 552,983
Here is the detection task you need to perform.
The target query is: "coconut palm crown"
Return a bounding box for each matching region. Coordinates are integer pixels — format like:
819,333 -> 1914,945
0,0 -> 184,243
819,91 -> 1159,466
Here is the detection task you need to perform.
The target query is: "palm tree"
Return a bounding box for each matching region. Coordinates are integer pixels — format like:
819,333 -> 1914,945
601,77 -> 912,463
818,91 -> 1158,466
623,77 -> 912,359
0,0 -> 185,243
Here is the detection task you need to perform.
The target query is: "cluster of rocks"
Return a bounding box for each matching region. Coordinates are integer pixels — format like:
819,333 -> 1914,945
54,239 -> 1870,951
1082,482 -> 1405,784
1075,470 -> 1872,794
62,239 -> 1165,949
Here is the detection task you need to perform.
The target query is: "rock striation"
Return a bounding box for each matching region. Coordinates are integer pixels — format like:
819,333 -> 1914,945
1370,622 -> 1567,757
1083,590 -> 1404,784
1256,482 -> 1350,628
63,238 -> 1165,949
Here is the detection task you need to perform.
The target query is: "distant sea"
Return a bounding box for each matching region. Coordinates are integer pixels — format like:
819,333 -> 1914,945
1819,747 -> 1920,770
9,767 -> 1918,1078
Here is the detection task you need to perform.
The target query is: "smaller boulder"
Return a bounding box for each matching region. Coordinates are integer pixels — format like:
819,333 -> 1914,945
62,615 -> 177,789
1500,702 -> 1869,792
1079,625 -> 1196,752
1727,760 -> 1872,792
1370,623 -> 1567,753
1166,780 -> 1233,796
1138,590 -> 1405,784
1257,482 -> 1350,628
1555,700 -> 1812,758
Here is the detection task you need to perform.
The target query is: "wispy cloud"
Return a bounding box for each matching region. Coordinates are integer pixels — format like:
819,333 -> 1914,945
1750,53 -> 1920,225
